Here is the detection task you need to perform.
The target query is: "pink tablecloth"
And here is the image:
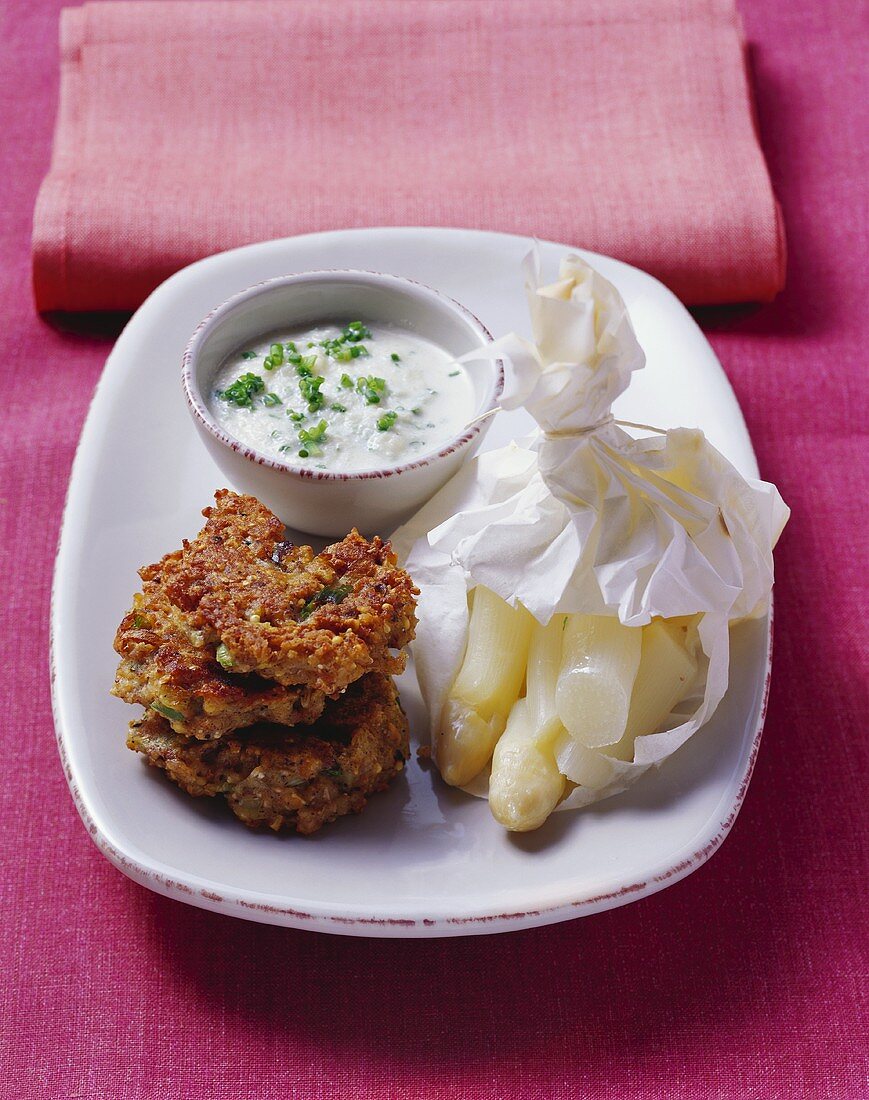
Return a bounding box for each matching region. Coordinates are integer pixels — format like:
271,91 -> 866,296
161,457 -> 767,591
1,1 -> 866,1097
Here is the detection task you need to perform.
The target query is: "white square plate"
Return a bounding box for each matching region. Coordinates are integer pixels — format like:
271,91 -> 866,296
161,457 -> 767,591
51,228 -> 772,937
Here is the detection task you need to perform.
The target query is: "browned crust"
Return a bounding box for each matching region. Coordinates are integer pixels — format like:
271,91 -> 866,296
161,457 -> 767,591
112,490 -> 417,738
127,673 -> 410,835
112,585 -> 329,739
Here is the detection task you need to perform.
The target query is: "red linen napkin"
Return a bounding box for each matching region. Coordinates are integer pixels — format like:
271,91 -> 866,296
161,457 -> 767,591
32,0 -> 785,311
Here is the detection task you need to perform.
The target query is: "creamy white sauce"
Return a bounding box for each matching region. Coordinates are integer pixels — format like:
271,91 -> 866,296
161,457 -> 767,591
208,322 -> 477,472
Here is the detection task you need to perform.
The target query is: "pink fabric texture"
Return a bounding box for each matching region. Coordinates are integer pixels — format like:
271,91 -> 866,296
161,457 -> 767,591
32,0 -> 785,311
2,1 -> 867,1097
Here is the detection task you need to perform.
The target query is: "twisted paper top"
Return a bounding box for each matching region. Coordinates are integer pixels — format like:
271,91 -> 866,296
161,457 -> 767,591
423,250 -> 789,626
497,251 -> 645,432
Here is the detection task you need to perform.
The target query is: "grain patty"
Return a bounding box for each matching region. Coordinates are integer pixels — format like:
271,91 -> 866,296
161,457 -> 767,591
127,672 -> 409,835
113,490 -> 417,739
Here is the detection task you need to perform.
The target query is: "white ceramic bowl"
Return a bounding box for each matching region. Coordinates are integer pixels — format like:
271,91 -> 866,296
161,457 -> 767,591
182,270 -> 503,536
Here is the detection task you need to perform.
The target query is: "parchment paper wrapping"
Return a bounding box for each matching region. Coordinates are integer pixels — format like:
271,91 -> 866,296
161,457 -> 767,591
393,253 -> 789,809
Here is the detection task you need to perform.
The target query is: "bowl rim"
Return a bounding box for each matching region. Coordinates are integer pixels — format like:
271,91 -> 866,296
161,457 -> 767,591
181,268 -> 505,483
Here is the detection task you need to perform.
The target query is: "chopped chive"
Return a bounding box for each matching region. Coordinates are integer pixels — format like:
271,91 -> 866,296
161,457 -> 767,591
298,419 -> 328,446
449,370 -> 460,377
331,403 -> 347,413
241,350 -> 258,360
269,343 -> 284,366
295,420 -> 328,457
296,353 -> 318,377
411,406 -> 422,415
342,321 -> 372,342
287,410 -> 305,422
299,374 -> 325,412
285,341 -> 297,353
340,373 -> 354,389
217,372 -> 265,407
262,392 -> 282,406
377,410 -> 398,432
391,352 -> 400,362
150,701 -> 185,723
356,375 -> 387,405
298,583 -> 353,621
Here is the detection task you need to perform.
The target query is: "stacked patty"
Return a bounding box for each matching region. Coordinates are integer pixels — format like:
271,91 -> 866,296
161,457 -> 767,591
113,490 -> 417,834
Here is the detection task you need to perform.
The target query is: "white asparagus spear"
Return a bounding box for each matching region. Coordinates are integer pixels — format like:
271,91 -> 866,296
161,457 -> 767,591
489,616 -> 567,831
555,614 -> 642,747
619,616 -> 700,751
438,585 -> 534,787
553,735 -> 617,790
555,616 -> 700,787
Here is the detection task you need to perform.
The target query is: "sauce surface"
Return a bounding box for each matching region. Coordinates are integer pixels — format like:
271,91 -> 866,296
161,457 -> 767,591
208,321 -> 476,472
